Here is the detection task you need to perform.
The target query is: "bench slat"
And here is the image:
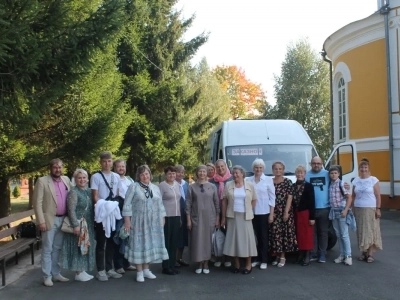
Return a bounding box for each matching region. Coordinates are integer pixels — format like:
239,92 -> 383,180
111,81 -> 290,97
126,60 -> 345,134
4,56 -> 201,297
0,238 -> 37,260
0,227 -> 18,240
0,209 -> 35,227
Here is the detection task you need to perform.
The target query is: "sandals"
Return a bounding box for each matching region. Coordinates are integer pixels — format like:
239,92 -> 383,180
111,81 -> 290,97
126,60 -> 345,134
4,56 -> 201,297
358,253 -> 367,261
277,258 -> 286,268
367,255 -> 375,263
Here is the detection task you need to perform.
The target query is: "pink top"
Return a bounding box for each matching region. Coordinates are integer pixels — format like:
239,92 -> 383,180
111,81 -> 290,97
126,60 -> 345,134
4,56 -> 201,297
53,178 -> 68,216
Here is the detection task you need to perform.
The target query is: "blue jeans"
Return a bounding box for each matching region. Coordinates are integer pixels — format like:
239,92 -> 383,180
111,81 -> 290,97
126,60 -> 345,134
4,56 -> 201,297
331,209 -> 351,256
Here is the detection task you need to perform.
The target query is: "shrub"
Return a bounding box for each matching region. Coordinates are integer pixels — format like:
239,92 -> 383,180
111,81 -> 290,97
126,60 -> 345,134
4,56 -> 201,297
13,185 -> 21,198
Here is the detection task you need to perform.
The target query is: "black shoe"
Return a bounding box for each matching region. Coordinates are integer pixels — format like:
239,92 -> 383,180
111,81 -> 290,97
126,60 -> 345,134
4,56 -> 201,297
162,268 -> 175,275
231,268 -> 240,274
242,268 -> 252,275
178,259 -> 189,267
172,269 -> 180,274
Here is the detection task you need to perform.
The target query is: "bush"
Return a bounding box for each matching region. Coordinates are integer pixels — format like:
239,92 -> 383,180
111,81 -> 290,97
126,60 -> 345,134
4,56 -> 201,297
13,185 -> 21,198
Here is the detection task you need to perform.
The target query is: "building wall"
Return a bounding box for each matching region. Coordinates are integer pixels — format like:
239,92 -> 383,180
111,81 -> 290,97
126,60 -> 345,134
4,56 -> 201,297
334,39 -> 388,140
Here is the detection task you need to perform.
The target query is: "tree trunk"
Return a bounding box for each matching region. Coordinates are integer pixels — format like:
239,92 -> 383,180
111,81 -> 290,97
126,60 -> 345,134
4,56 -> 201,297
28,177 -> 34,209
0,176 -> 11,218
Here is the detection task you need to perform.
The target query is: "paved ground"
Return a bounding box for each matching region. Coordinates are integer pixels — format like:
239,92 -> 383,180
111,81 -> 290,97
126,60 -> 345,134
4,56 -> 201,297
1,210 -> 400,300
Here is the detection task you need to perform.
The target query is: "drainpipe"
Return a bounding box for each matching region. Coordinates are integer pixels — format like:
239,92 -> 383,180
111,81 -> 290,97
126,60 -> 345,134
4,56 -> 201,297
380,1 -> 395,198
321,49 -> 334,150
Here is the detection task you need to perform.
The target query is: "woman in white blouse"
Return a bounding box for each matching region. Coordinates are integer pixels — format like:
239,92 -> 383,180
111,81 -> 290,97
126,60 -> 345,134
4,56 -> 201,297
246,159 -> 275,270
352,158 -> 382,263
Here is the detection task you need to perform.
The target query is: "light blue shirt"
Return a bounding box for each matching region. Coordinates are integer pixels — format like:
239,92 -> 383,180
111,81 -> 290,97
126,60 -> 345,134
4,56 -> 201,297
306,169 -> 330,209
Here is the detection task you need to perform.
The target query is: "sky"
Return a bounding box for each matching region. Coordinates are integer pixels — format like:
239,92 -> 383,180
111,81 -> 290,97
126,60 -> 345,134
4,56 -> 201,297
175,0 -> 379,104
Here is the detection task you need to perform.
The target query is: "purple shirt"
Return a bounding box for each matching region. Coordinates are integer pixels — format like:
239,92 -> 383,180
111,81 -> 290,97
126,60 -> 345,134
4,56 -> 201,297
52,178 -> 68,216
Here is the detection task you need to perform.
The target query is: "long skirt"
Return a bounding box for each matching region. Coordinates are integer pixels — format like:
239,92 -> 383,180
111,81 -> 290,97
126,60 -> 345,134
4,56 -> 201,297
223,212 -> 257,257
353,207 -> 383,252
295,210 -> 313,250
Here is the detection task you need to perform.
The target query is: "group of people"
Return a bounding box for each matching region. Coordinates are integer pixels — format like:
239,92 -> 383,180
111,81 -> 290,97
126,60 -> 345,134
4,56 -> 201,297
32,152 -> 383,286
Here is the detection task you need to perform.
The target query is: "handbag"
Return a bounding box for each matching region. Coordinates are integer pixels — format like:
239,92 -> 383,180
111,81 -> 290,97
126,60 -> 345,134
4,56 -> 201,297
17,221 -> 38,238
61,198 -> 89,234
212,228 -> 225,257
61,216 -> 74,234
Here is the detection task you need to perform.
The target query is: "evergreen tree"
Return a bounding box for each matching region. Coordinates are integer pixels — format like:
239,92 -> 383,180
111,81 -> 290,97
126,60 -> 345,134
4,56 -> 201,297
118,0 -> 208,174
0,0 -> 127,217
267,39 -> 331,159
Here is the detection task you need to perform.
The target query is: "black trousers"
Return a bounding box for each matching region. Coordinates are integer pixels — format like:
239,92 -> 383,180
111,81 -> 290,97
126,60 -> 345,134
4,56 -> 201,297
95,223 -> 115,272
162,216 -> 180,270
252,214 -> 270,263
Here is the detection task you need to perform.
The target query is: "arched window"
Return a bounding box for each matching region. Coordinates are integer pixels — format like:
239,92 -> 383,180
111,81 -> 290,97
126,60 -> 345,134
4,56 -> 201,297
333,62 -> 351,143
338,77 -> 346,140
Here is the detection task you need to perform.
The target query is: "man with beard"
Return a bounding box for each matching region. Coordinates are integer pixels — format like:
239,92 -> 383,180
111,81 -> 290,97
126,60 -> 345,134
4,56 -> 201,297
113,159 -> 136,273
33,158 -> 72,286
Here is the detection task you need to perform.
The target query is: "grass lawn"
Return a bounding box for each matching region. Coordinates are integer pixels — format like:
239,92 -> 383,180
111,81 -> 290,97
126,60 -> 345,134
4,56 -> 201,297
11,196 -> 31,214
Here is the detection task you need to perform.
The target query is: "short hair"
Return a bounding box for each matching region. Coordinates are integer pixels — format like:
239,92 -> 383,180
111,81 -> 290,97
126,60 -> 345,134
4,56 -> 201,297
73,168 -> 88,180
311,156 -> 323,165
99,151 -> 112,160
272,161 -> 285,170
113,159 -> 126,169
49,158 -> 63,169
215,159 -> 227,167
164,166 -> 177,174
136,165 -> 152,182
175,164 -> 185,172
252,158 -> 265,170
232,165 -> 246,177
329,165 -> 341,174
195,165 -> 207,178
206,162 -> 216,171
295,165 -> 306,173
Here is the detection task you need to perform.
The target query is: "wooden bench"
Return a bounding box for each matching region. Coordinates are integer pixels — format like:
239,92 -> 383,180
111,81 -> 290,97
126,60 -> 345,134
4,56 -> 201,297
0,209 -> 39,286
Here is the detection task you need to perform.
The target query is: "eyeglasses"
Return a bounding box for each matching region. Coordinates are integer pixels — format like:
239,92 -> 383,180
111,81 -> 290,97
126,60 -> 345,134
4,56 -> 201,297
200,184 -> 204,193
311,163 -> 322,165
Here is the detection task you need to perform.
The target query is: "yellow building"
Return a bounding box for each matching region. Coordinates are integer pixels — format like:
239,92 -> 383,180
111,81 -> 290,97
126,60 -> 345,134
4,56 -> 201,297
323,0 -> 400,208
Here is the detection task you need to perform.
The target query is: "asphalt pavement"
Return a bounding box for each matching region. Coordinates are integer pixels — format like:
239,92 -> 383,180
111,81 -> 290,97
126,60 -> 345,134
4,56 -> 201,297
1,210 -> 400,300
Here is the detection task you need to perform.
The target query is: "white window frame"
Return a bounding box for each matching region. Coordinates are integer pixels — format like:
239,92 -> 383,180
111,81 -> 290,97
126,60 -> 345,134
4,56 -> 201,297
333,62 -> 351,144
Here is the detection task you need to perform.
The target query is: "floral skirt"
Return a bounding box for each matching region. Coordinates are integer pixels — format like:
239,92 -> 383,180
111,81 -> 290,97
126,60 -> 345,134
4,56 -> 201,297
353,207 -> 382,252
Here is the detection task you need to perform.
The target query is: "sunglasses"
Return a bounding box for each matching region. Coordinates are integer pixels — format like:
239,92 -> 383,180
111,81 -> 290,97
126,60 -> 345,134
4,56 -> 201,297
200,184 -> 204,193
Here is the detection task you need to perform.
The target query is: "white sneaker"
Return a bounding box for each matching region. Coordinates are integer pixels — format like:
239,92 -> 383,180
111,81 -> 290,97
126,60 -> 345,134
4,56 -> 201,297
126,265 -> 137,271
251,261 -> 261,267
143,269 -> 156,279
75,272 -> 92,282
96,270 -> 108,281
107,269 -> 123,279
116,268 -> 125,274
82,271 -> 94,279
195,268 -> 202,274
260,263 -> 267,270
136,271 -> 145,282
43,277 -> 53,287
52,274 -> 69,282
344,256 -> 353,266
224,262 -> 232,267
214,261 -> 221,267
203,269 -> 210,274
334,256 -> 345,264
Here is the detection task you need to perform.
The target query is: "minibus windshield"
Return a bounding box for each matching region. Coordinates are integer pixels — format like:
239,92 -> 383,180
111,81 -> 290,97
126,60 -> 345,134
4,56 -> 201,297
225,144 -> 316,176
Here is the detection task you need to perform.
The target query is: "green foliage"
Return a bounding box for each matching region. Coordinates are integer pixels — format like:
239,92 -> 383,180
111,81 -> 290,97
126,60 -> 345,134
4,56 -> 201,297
12,185 -> 21,198
266,39 -> 331,159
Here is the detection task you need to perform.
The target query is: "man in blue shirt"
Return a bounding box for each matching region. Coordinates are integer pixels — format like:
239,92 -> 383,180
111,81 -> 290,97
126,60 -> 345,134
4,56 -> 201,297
305,156 -> 330,263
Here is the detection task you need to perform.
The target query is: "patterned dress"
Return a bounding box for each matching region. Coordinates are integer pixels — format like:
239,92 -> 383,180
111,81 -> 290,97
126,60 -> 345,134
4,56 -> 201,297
269,178 -> 298,253
122,182 -> 169,264
62,187 -> 96,271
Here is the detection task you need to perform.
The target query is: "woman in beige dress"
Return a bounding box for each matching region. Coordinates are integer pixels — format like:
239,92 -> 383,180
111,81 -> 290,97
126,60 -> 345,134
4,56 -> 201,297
352,158 -> 382,263
186,165 -> 220,274
221,165 -> 257,274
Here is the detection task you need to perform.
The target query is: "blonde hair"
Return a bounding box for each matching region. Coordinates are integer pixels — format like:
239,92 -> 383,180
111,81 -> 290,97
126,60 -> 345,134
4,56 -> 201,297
295,165 -> 306,173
